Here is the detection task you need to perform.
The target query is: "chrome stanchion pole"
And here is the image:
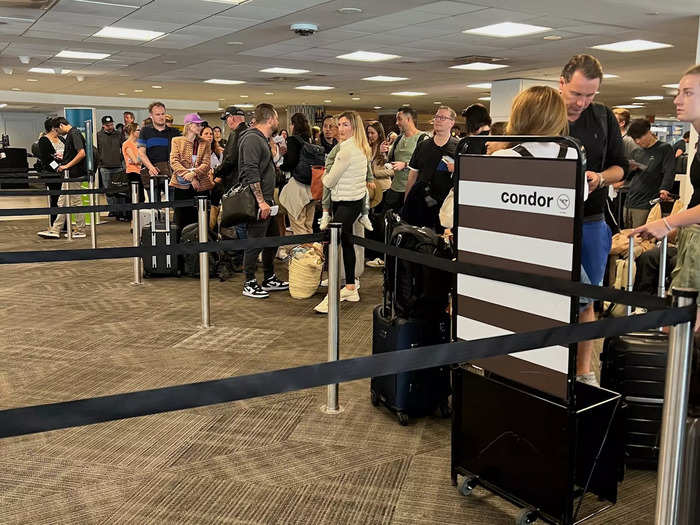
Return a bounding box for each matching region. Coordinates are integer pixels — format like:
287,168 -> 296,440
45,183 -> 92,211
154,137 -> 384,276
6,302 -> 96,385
64,170 -> 72,241
197,196 -> 210,328
655,288 -> 698,525
322,223 -> 342,414
89,172 -> 97,249
626,235 -> 634,316
657,236 -> 668,332
130,182 -> 142,285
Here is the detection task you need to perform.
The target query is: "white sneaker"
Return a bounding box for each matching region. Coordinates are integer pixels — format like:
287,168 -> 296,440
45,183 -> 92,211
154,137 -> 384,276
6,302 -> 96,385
359,215 -> 373,231
314,295 -> 329,314
340,287 -> 360,302
576,372 -> 600,387
320,278 -> 328,287
37,230 -> 60,239
69,231 -> 86,239
366,257 -> 384,268
319,214 -> 331,230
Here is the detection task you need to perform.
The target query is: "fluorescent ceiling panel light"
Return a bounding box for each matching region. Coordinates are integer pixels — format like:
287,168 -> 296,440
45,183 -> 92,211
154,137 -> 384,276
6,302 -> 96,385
592,39 -> 672,52
466,82 -> 491,89
391,91 -> 426,96
151,85 -> 162,89
662,83 -> 679,89
351,97 -> 361,100
237,103 -> 254,108
260,67 -> 309,74
463,22 -> 551,38
433,101 -> 442,104
478,96 -> 491,101
118,92 -> 126,95
56,50 -> 110,60
93,26 -> 165,41
373,106 -> 382,109
603,74 -> 619,79
204,79 -> 245,85
11,88 -> 21,91
26,78 -> 38,82
450,62 -> 508,71
323,100 -> 332,103
73,0 -> 139,8
614,104 -> 644,109
240,95 -> 249,98
0,104 -> 6,108
336,51 -> 400,62
29,67 -> 72,74
635,95 -> 664,100
295,85 -> 334,90
133,89 -> 143,93
363,75 -> 408,82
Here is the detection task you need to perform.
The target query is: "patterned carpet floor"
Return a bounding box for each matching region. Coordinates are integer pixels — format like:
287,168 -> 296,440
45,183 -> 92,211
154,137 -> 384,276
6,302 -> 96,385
0,217 -> 656,524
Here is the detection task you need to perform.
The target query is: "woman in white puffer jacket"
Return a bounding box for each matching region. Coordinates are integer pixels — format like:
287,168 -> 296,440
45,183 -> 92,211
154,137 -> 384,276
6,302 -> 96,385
315,110 -> 371,312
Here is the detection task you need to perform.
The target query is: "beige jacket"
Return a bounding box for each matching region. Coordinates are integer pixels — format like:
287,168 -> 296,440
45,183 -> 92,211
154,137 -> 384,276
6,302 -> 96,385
169,136 -> 211,189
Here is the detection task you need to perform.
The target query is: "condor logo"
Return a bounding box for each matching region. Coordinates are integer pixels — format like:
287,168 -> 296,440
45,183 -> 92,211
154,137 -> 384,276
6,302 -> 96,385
501,191 -> 554,208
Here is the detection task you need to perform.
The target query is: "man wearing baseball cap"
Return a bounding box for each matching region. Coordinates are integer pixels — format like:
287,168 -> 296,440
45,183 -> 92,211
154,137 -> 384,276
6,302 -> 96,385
97,115 -> 124,216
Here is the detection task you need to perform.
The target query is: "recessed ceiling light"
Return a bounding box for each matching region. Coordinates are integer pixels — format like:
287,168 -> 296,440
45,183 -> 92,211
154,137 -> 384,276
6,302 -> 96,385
603,74 -> 619,79
237,103 -> 254,108
11,87 -> 21,91
635,95 -> 664,100
433,101 -> 442,104
264,92 -> 274,95
450,62 -> 508,71
133,89 -> 143,93
337,51 -> 400,62
151,85 -> 162,89
260,67 -> 310,74
118,92 -> 126,95
240,95 -> 249,98
56,50 -> 110,60
28,67 -> 72,74
26,78 -> 38,82
0,104 -> 7,108
323,100 -> 332,103
543,35 -> 562,40
363,75 -> 408,82
478,96 -> 491,101
226,41 -> 244,45
466,82 -> 492,89
73,0 -> 139,8
592,39 -> 672,52
204,79 -> 246,85
373,106 -> 382,109
615,104 -> 644,109
93,26 -> 164,41
662,83 -> 679,89
391,91 -> 426,96
295,85 -> 334,90
351,97 -> 361,100
337,7 -> 362,14
463,22 -> 551,38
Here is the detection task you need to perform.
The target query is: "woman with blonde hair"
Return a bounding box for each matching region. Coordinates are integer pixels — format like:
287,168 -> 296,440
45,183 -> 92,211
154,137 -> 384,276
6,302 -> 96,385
315,110 -> 371,312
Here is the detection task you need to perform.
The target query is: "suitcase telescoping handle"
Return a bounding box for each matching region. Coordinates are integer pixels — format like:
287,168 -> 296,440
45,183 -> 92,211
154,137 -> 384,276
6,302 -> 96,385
626,234 -> 669,317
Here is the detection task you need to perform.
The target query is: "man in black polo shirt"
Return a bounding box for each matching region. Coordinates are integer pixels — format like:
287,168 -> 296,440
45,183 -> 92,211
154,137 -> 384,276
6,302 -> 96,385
404,105 -> 459,231
138,101 -> 180,199
560,54 -> 629,386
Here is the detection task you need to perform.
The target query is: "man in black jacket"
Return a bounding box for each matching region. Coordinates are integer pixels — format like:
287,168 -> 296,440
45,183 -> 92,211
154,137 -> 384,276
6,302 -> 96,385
96,115 -> 124,216
210,106 -> 247,224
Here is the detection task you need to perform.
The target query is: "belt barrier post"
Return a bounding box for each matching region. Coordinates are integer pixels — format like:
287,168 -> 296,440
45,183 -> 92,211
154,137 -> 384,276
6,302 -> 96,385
626,235 -> 634,316
130,182 -> 142,285
197,196 -> 210,328
654,288 -> 698,525
89,172 -> 97,249
64,170 -> 72,241
657,236 -> 668,332
323,223 -> 342,414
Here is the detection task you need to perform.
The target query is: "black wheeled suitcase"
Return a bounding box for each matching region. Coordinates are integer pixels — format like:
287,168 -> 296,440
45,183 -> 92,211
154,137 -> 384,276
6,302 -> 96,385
141,176 -> 179,278
679,416 -> 700,525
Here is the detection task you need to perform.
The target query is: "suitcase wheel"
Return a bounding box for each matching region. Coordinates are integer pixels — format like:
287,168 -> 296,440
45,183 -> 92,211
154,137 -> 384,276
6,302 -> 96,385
515,508 -> 538,525
397,411 -> 409,426
458,476 -> 478,497
370,390 -> 380,407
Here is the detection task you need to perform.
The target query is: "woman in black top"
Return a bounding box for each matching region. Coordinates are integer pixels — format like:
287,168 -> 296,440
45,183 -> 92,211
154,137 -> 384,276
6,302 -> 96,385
37,118 -> 65,223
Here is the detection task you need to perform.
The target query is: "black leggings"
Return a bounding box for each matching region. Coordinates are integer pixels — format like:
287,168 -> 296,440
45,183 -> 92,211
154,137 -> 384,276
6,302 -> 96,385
173,186 -> 199,232
332,199 -> 364,285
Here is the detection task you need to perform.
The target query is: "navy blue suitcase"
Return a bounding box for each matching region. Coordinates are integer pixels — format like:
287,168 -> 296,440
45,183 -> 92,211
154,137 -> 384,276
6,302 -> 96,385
370,305 -> 451,425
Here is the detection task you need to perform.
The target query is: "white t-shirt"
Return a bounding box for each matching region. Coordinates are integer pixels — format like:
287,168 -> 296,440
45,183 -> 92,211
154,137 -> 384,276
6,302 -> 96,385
492,142 -> 589,199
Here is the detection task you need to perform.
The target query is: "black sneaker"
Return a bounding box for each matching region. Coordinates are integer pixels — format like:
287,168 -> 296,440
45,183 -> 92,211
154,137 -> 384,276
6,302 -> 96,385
242,280 -> 269,299
261,274 -> 289,291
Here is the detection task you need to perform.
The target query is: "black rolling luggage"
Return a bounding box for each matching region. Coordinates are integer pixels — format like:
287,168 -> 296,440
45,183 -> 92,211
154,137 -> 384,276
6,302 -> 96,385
109,171 -> 131,221
370,212 -> 452,425
141,176 -> 179,278
679,416 -> 700,525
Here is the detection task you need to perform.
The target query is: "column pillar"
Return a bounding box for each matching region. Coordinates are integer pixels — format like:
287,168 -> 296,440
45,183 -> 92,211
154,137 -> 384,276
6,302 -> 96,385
490,78 -> 559,123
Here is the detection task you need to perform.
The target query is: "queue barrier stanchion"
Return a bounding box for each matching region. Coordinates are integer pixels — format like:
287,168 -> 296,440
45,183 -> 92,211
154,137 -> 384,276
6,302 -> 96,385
655,288 -> 698,525
130,182 -> 142,285
64,170 -> 72,242
322,223 -> 342,414
89,172 -> 97,249
197,196 -> 211,328
626,235 -> 634,317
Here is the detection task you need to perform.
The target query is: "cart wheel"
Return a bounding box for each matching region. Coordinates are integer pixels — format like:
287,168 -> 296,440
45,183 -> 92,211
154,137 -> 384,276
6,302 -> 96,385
458,477 -> 477,497
397,412 -> 409,426
515,508 -> 537,525
370,391 -> 380,407
438,402 -> 451,418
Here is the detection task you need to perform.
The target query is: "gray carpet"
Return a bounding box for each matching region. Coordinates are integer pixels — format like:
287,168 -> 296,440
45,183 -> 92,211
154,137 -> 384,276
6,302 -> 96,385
0,218 -> 656,524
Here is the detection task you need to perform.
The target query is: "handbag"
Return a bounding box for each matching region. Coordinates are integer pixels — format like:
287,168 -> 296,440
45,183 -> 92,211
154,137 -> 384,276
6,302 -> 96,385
220,183 -> 257,227
310,165 -> 325,201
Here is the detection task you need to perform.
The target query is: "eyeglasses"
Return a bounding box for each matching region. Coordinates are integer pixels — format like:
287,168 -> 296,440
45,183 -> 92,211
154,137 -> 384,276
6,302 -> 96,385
434,115 -> 455,121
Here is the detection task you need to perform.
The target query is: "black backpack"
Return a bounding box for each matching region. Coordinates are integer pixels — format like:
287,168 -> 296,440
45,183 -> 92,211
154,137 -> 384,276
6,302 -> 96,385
385,222 -> 453,319
292,136 -> 325,184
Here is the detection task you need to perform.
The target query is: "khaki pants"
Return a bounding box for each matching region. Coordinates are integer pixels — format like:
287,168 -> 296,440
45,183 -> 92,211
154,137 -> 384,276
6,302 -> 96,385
624,207 -> 650,229
288,201 -> 316,235
50,181 -> 85,233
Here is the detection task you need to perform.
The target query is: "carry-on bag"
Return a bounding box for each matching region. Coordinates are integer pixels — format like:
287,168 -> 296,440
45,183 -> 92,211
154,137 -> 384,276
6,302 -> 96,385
679,416 -> 699,525
141,176 -> 179,277
220,183 -> 257,227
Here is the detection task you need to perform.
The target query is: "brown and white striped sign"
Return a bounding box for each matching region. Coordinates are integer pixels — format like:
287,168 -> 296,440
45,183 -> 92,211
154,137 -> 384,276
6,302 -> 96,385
455,154 -> 581,399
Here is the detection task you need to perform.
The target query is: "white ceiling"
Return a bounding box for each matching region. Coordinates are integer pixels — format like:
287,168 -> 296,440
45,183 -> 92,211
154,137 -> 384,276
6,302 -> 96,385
0,0 -> 698,117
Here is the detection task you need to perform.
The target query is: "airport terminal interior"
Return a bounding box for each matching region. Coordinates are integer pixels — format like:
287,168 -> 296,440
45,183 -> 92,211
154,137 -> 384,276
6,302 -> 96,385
1,0 -> 700,524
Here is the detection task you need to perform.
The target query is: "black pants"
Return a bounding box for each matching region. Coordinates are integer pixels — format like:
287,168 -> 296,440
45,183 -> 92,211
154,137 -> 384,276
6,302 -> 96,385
243,217 -> 277,281
382,188 -> 405,212
332,199 -> 363,285
634,245 -> 678,295
173,186 -> 198,233
46,181 -> 62,224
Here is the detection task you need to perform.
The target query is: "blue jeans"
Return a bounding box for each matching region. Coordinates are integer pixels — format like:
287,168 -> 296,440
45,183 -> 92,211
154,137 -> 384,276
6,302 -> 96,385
580,219 -> 612,309
100,167 -> 123,208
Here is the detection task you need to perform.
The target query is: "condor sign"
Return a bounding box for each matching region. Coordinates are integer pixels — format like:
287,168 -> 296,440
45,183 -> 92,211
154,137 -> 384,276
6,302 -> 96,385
459,180 -> 576,218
